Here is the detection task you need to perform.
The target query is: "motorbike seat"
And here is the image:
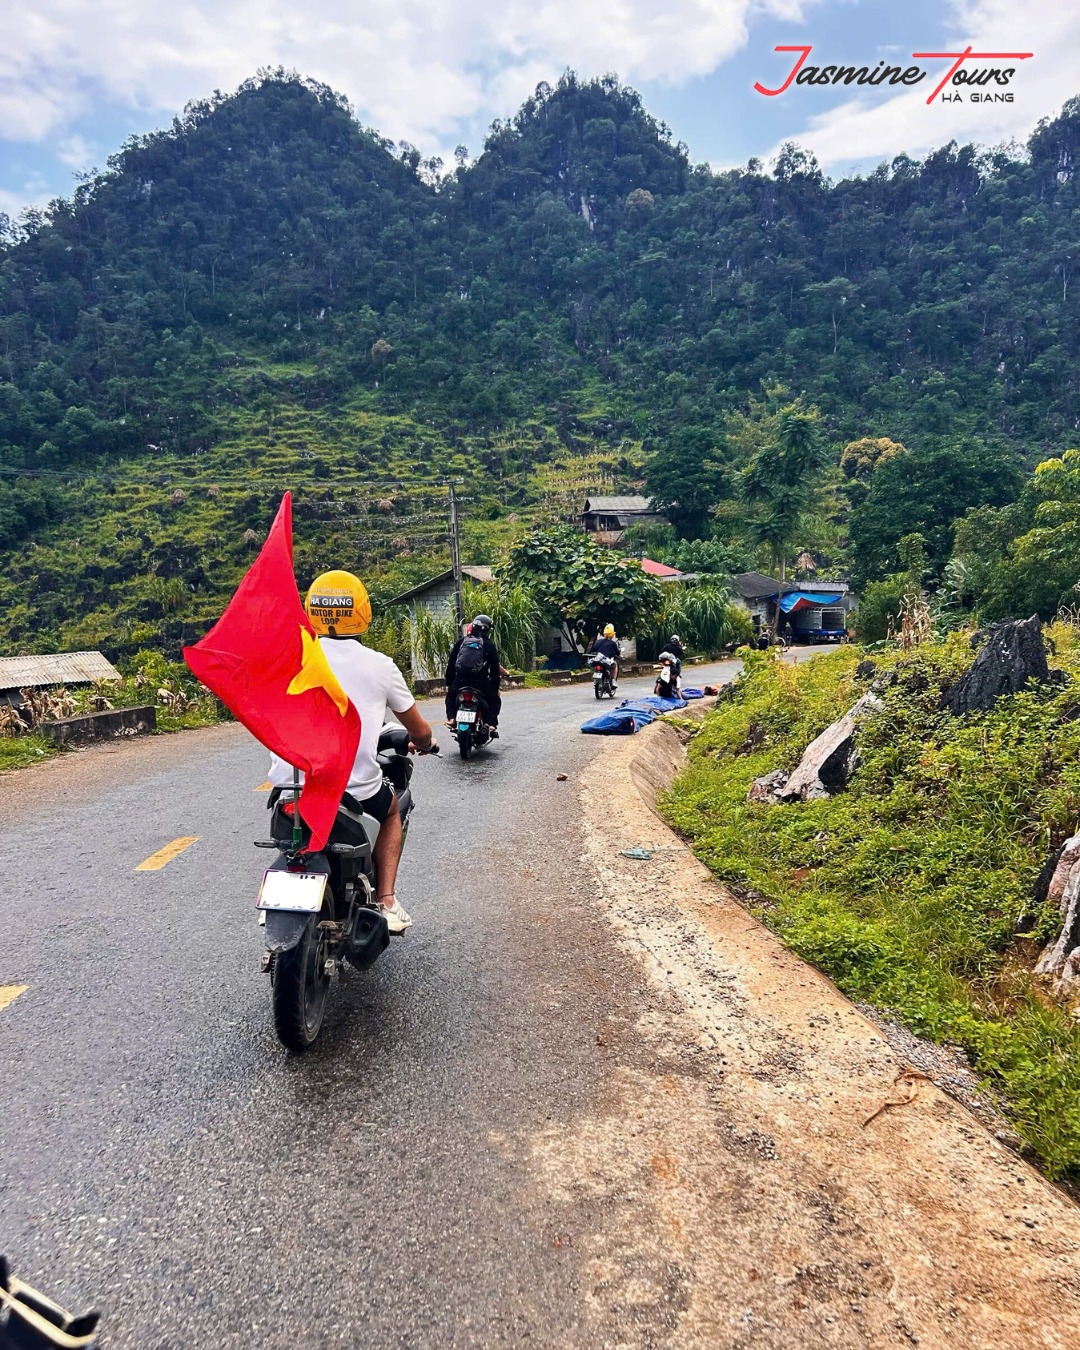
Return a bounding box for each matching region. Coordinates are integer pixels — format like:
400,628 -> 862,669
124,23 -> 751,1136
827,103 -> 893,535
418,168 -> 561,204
270,787 -> 380,851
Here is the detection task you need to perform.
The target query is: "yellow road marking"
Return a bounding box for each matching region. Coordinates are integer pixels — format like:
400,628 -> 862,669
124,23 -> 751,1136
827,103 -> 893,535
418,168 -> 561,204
254,780 -> 272,792
136,836 -> 200,871
0,985 -> 27,1013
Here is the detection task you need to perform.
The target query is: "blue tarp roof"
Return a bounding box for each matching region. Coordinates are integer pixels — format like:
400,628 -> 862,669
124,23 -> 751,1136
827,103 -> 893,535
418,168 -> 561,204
779,590 -> 843,613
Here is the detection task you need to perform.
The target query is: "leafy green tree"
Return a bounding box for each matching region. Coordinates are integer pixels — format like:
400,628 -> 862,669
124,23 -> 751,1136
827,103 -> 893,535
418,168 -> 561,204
848,441 -> 1022,589
644,425 -> 728,539
739,406 -> 829,629
976,450 -> 1080,620
503,525 -> 663,651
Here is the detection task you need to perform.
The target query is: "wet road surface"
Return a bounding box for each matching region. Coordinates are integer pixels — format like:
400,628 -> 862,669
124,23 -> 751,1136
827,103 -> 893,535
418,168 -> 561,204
1,662 -> 749,1347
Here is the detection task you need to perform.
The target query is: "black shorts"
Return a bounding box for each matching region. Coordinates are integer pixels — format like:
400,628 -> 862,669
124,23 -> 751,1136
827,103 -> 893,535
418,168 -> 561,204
357,780 -> 395,824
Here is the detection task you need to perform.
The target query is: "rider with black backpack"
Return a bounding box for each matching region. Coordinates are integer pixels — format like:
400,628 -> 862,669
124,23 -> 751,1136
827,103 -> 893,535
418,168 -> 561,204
444,614 -> 508,735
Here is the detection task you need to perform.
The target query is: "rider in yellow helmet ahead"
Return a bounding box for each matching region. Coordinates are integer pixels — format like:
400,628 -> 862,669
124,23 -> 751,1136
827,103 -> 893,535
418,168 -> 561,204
268,569 -> 437,932
587,622 -> 621,689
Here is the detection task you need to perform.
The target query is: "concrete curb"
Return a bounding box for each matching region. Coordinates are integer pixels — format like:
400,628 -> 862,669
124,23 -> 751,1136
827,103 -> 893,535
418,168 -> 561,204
40,705 -> 157,744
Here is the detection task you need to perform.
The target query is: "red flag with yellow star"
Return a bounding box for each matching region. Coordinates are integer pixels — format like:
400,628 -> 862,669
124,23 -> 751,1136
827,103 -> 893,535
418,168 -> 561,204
183,493 -> 360,852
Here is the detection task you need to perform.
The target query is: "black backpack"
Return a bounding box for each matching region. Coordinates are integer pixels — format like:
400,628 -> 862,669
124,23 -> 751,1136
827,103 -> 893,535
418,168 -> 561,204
455,635 -> 486,675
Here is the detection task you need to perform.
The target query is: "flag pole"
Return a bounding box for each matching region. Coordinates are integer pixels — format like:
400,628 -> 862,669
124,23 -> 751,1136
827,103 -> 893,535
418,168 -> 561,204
291,765 -> 302,852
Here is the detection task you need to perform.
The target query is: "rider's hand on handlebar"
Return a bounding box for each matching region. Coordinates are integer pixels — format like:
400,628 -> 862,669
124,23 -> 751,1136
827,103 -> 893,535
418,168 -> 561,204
410,739 -> 440,756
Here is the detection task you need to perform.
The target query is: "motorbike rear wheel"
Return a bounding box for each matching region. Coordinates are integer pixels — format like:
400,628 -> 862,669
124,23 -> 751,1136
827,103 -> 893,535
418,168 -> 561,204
458,729 -> 473,760
593,681 -> 602,700
272,910 -> 331,1051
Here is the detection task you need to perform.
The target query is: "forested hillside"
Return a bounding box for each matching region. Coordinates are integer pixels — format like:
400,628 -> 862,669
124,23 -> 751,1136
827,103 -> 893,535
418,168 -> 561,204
4,70 -> 1080,655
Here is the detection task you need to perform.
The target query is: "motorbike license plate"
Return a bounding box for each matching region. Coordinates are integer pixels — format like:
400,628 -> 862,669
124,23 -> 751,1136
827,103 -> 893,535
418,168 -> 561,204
592,670 -> 602,679
457,709 -> 477,723
257,869 -> 327,912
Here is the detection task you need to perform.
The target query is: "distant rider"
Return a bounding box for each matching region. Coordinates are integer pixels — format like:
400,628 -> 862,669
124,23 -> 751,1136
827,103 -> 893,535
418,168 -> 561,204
445,613 -> 508,735
267,570 -> 437,934
666,633 -> 685,679
587,623 -> 621,688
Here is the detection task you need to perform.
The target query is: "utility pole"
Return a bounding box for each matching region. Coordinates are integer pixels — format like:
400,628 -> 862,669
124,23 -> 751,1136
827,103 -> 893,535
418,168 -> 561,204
448,481 -> 464,634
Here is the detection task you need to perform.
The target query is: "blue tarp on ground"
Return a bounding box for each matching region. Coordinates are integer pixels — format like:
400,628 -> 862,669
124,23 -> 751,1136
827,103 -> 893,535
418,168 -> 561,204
581,692 -> 688,735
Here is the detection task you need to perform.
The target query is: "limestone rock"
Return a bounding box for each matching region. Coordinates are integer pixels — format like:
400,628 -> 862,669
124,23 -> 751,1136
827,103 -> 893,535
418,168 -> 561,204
748,769 -> 789,803
944,616 -> 1050,716
778,692 -> 884,803
1035,832 -> 1080,996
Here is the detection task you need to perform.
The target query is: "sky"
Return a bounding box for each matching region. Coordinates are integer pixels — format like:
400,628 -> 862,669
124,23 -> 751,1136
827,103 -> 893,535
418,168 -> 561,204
0,0 -> 1072,220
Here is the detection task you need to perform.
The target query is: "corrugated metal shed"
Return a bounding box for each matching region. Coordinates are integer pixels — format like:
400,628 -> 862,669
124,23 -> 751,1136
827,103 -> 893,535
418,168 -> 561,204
0,650 -> 121,692
387,565 -> 494,607
583,495 -> 654,514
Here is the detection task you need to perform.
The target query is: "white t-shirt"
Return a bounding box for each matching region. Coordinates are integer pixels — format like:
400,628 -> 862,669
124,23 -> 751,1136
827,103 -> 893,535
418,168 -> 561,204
268,637 -> 415,800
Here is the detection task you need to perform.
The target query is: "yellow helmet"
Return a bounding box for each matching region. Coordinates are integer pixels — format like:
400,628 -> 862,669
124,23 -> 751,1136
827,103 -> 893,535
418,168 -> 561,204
305,570 -> 372,637
603,623 -> 616,638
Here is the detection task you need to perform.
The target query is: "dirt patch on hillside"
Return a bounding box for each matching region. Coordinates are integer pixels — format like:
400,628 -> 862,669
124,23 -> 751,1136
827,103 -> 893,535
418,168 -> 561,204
532,718 -> 1080,1348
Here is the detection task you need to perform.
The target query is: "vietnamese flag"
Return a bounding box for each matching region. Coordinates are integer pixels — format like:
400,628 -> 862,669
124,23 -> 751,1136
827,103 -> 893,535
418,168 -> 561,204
183,493 -> 360,852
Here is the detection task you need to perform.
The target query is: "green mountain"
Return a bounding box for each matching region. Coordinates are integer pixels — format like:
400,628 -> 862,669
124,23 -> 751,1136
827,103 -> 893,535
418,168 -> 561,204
3,70 -> 1080,655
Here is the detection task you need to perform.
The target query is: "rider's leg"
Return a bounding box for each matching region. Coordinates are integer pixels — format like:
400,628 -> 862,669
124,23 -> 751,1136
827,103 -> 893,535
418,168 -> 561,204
612,661 -> 619,686
374,792 -> 404,906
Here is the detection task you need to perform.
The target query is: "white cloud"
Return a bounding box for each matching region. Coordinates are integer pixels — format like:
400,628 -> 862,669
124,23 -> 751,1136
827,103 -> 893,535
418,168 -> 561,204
0,173 -> 52,222
56,133 -> 97,169
0,0 -> 814,162
761,0 -> 1076,173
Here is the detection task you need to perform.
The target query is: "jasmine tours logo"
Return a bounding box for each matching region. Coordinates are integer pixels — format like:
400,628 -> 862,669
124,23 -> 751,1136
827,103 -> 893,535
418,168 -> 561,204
755,45 -> 1034,105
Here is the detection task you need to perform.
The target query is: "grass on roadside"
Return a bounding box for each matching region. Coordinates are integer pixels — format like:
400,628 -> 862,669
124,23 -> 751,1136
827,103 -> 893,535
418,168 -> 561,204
661,630 -> 1080,1179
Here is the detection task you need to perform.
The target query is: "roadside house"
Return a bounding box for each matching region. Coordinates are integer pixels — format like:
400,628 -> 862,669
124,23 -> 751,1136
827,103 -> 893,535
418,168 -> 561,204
0,650 -> 121,709
581,495 -> 665,546
732,573 -> 856,643
387,566 -> 495,680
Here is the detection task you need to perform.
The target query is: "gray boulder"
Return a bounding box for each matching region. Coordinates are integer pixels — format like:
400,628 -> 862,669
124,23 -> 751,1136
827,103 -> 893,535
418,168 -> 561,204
778,691 -> 883,802
748,692 -> 883,805
943,616 -> 1050,716
1035,832 -> 1080,997
747,768 -> 789,803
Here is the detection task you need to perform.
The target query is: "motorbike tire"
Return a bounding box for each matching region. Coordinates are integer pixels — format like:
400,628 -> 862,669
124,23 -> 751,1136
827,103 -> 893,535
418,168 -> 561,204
458,729 -> 473,760
594,681 -> 602,700
272,910 -> 331,1051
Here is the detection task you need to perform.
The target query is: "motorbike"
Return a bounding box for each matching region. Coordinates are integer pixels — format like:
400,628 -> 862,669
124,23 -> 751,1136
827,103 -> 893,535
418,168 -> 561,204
450,686 -> 493,759
590,652 -> 617,699
654,651 -> 683,699
0,1255 -> 100,1348
255,724 -> 415,1051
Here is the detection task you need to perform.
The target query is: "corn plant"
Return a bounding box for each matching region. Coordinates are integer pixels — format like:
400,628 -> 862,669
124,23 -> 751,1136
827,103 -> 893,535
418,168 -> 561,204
462,578 -> 543,671
657,582 -> 753,654
409,604 -> 456,678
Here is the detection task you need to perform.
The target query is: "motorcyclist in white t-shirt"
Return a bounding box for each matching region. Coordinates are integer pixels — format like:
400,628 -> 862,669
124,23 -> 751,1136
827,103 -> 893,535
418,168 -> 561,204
268,570 -> 437,933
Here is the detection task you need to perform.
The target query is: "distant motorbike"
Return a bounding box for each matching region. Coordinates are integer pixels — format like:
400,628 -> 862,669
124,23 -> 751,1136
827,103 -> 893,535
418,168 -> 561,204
255,724 -> 416,1051
451,686 -> 493,759
590,652 -> 616,699
654,651 -> 683,699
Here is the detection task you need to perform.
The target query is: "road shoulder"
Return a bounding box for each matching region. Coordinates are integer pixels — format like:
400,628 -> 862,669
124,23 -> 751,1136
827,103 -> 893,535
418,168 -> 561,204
554,716 -> 1080,1348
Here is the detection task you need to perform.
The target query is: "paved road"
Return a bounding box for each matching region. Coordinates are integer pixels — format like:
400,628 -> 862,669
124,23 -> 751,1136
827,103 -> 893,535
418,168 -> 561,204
0,658 -> 791,1347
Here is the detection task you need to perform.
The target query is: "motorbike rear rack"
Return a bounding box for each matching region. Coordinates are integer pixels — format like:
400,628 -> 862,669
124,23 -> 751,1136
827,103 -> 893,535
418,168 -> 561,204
0,1256 -> 100,1348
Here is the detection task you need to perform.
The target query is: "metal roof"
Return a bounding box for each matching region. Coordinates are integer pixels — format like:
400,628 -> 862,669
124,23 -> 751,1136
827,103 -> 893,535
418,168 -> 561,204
733,571 -> 787,599
734,572 -> 850,601
582,495 -> 655,514
386,565 -> 495,607
0,650 -> 121,691
639,557 -> 683,578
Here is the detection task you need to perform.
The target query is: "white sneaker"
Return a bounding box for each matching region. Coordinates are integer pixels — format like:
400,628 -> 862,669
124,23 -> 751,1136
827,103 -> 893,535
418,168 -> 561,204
381,895 -> 413,933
